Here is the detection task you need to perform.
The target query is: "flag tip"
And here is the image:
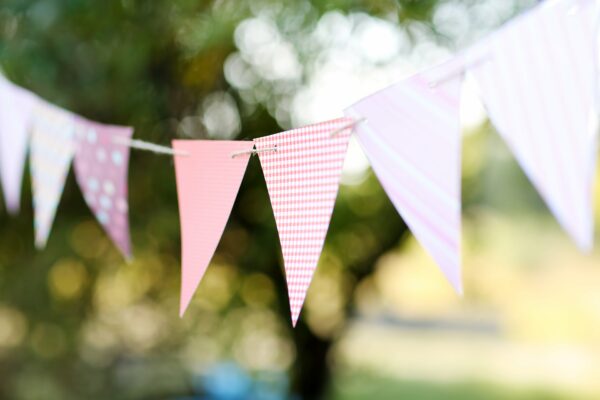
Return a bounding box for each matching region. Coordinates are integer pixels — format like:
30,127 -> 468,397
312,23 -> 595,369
573,231 -> 594,254
6,206 -> 20,216
291,314 -> 300,328
451,278 -> 463,297
34,237 -> 47,250
445,272 -> 463,297
456,285 -> 464,297
179,293 -> 193,318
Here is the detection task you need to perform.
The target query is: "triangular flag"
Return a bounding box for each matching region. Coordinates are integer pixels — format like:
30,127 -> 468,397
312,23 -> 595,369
173,140 -> 254,317
254,118 -> 352,326
73,117 -> 134,259
0,76 -> 38,214
30,100 -> 76,248
469,0 -> 597,250
345,59 -> 464,294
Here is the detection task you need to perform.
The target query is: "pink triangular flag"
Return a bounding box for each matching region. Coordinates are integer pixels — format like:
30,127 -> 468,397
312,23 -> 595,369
469,0 -> 597,250
173,140 -> 254,316
73,117 -> 134,259
346,59 -> 464,294
30,100 -> 76,248
254,119 -> 352,326
0,76 -> 38,214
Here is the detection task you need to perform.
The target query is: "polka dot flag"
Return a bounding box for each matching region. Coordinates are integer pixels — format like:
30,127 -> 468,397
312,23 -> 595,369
254,118 -> 352,326
73,117 -> 133,259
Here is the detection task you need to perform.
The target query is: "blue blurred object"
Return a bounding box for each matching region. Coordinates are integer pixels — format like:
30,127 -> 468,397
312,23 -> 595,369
190,362 -> 292,400
203,362 -> 253,399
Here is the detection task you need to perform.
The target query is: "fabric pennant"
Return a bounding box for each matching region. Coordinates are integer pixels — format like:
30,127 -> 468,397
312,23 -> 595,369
173,140 -> 254,317
468,0 -> 597,250
254,119 -> 352,326
0,76 -> 38,214
30,100 -> 76,248
73,117 -> 133,259
345,59 -> 464,294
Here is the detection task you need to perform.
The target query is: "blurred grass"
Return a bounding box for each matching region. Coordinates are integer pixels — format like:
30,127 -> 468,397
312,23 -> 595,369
331,370 -> 588,400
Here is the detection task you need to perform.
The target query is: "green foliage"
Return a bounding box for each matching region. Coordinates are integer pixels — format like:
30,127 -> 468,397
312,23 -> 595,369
0,0 -> 536,399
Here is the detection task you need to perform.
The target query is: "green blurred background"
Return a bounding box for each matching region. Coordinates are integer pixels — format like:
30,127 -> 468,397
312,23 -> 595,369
2,0 -> 600,399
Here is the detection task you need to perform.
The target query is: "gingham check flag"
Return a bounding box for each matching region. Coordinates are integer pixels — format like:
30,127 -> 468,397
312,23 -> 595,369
255,118 -> 352,326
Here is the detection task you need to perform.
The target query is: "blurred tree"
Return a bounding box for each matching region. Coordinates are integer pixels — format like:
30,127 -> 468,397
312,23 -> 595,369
0,0 -> 534,399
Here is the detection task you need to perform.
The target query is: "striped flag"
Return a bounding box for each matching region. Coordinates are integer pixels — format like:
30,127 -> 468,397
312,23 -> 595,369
30,100 -> 76,248
255,119 -> 353,326
469,0 -> 598,250
346,59 -> 464,294
0,76 -> 38,214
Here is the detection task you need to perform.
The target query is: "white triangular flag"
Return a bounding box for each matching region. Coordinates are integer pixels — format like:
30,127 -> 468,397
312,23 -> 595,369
469,0 -> 598,250
346,59 -> 464,293
0,76 -> 38,214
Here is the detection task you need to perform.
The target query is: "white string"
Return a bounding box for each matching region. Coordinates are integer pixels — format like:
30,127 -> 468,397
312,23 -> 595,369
428,53 -> 492,88
231,146 -> 278,158
330,117 -> 367,137
112,136 -> 190,157
112,118 -> 366,158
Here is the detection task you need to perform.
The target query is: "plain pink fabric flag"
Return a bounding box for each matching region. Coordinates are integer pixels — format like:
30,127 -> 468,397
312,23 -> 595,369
469,0 -> 597,250
173,140 -> 254,316
0,76 -> 38,214
73,117 -> 134,259
346,59 -> 464,294
254,118 -> 352,326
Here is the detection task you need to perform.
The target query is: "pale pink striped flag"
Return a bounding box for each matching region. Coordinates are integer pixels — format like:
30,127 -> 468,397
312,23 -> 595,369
469,0 -> 597,250
0,76 -> 38,214
73,117 -> 134,260
345,59 -> 464,294
255,119 -> 352,326
30,100 -> 76,248
173,140 -> 254,317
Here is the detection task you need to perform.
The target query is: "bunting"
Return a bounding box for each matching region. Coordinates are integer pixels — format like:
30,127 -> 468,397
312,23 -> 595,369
0,0 -> 598,328
0,77 -> 38,214
30,101 -> 76,248
73,118 -> 134,259
345,59 -> 464,293
254,119 -> 352,326
173,140 -> 254,316
469,0 -> 597,250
